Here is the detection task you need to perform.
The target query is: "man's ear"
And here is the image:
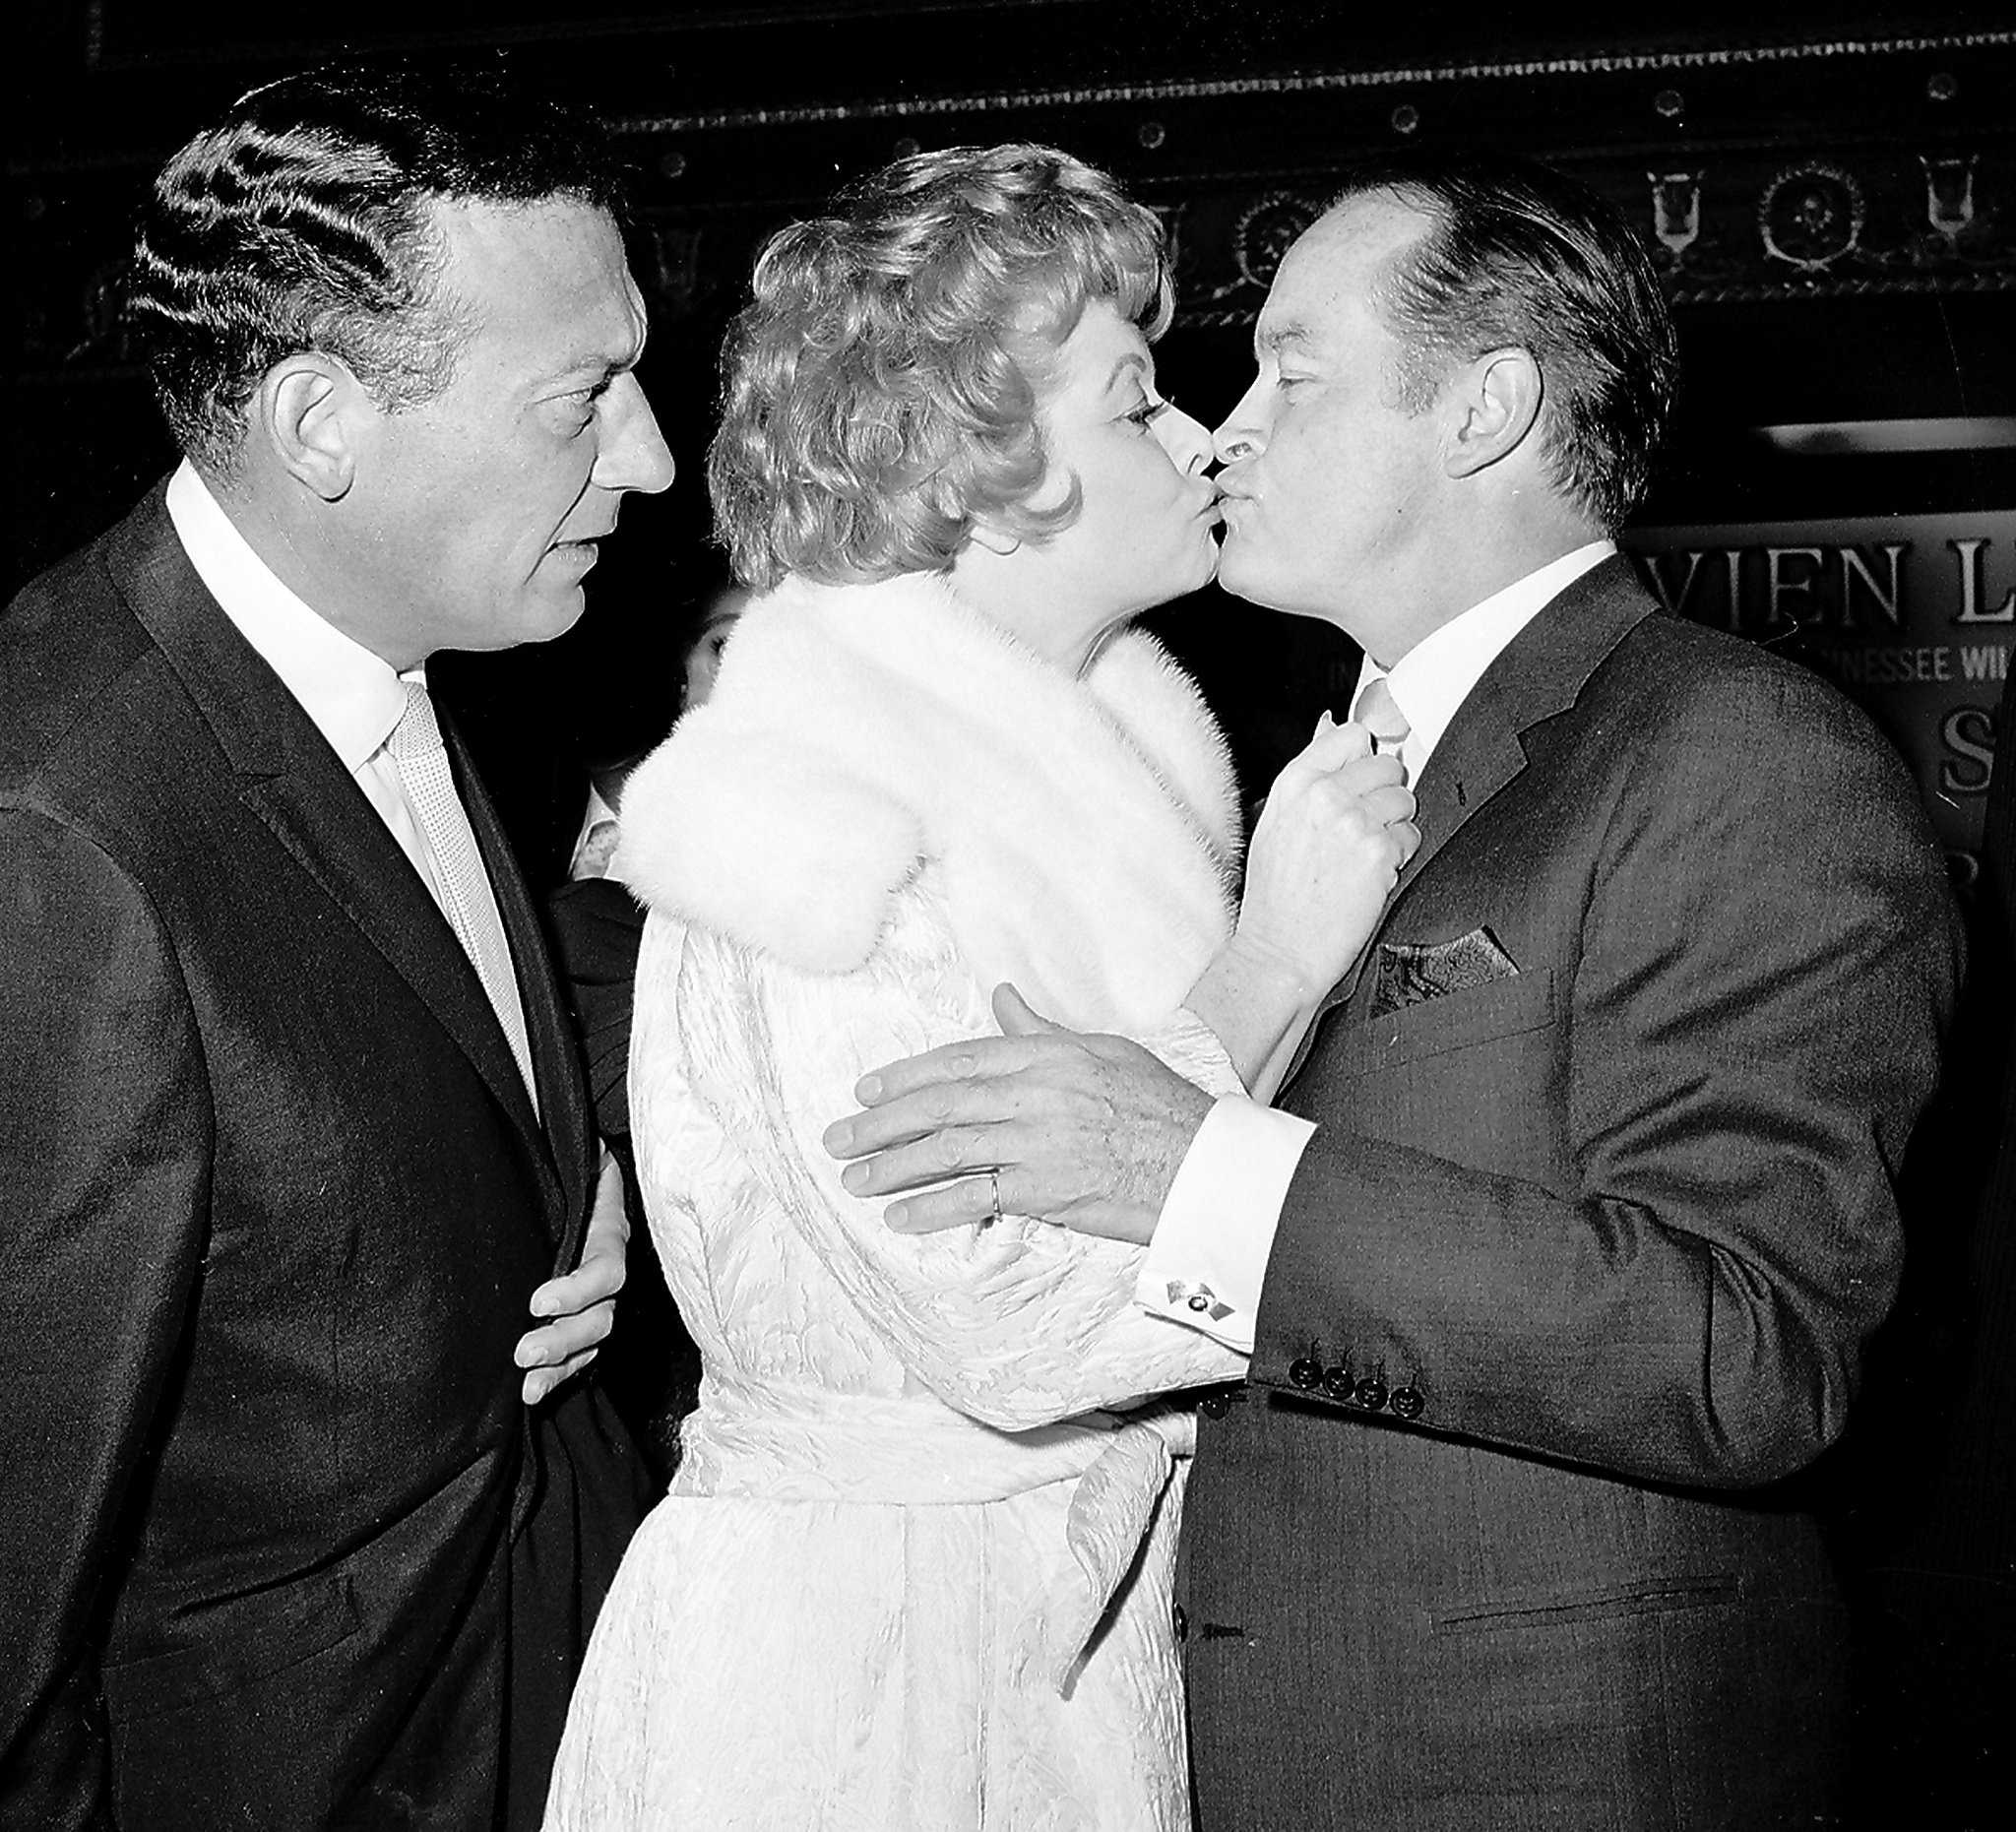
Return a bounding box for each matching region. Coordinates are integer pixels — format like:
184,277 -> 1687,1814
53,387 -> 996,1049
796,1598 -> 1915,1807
1444,347 -> 1544,480
253,353 -> 369,502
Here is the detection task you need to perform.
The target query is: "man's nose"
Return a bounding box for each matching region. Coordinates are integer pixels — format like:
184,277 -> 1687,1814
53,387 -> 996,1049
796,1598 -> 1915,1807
1212,419 -> 1263,467
594,373 -> 676,495
1154,403 -> 1216,477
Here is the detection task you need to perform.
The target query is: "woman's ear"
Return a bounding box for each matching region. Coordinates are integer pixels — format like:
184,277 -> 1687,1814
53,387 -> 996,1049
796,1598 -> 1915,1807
1444,347 -> 1544,480
966,519 -> 1023,558
253,352 -> 367,502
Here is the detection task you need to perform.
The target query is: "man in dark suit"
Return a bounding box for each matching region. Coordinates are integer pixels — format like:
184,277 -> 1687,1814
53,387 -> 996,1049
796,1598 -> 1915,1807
825,155 -> 1958,1825
0,62 -> 669,1830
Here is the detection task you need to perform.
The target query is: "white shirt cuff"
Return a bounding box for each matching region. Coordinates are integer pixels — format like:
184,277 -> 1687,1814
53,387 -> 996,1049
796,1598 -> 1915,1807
1136,1095 -> 1317,1354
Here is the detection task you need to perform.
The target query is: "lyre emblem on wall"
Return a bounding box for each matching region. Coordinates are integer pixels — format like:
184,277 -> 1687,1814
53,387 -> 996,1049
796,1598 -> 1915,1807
1649,170 -> 1703,266
1921,154 -> 1979,250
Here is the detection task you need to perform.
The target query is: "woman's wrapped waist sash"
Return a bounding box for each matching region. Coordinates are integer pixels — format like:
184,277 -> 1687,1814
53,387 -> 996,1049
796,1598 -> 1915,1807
680,1372 -> 1194,1688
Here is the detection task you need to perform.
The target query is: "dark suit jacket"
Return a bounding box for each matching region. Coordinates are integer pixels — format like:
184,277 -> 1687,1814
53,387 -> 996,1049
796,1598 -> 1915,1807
0,488 -> 650,1831
1181,559 -> 1959,1830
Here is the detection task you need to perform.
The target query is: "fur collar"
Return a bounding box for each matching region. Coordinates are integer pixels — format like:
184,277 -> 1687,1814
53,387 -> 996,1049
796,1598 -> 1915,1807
616,570 -> 1240,1034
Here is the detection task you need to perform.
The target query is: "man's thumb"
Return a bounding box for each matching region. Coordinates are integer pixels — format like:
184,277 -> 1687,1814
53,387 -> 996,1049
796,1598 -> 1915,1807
993,982 -> 1059,1037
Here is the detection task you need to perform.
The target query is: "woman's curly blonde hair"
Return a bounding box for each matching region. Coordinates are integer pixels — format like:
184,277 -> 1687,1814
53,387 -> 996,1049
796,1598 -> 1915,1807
709,143 -> 1172,591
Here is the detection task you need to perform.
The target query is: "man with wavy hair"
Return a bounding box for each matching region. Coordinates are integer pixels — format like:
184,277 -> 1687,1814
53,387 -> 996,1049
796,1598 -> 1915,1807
0,60 -> 670,1830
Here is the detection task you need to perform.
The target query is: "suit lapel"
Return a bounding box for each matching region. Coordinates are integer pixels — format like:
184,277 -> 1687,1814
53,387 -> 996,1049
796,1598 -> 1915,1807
1278,556 -> 1654,1087
108,491 -> 571,1234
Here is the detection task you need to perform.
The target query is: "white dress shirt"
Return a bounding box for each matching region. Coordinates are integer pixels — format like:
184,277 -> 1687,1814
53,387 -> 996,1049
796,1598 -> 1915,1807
1137,541 -> 1616,1351
566,784 -> 623,882
164,461 -> 485,934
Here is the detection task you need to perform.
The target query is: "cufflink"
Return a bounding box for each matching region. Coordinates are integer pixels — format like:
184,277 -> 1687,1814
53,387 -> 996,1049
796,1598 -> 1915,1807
1166,1280 -> 1233,1321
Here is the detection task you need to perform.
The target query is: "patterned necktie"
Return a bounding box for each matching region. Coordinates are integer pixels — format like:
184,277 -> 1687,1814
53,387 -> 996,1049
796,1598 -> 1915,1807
1352,675 -> 1413,777
384,680 -> 538,1111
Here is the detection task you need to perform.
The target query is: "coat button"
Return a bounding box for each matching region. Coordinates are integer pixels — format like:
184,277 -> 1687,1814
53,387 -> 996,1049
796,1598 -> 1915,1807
1172,1604 -> 1189,1641
1354,1375 -> 1389,1411
1200,1387 -> 1232,1419
1390,1385 -> 1424,1421
1322,1363 -> 1354,1401
1289,1357 -> 1323,1389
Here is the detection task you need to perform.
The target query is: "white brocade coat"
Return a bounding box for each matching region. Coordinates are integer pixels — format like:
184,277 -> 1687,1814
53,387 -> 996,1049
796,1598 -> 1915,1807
543,574 -> 1250,1831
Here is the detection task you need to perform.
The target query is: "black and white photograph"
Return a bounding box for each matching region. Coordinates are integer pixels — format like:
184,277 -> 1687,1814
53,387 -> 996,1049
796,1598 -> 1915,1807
4,5 -> 2012,1827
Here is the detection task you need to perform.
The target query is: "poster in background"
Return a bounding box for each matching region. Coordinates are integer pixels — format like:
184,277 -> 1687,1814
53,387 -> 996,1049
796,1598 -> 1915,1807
1623,514 -> 2016,884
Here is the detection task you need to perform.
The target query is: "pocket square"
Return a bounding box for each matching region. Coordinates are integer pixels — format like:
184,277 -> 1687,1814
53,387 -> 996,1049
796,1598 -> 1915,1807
1369,927 -> 1519,1016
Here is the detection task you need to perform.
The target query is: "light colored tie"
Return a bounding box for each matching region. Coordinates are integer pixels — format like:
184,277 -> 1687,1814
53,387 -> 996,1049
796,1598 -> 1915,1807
385,680 -> 538,1110
1352,675 -> 1413,778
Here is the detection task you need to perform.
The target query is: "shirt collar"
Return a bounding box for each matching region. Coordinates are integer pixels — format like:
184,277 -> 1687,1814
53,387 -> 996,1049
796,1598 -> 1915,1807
165,460 -> 413,769
1355,540 -> 1614,775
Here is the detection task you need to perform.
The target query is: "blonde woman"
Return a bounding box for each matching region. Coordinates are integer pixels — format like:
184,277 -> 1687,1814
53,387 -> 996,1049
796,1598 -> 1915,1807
546,144 -> 1414,1830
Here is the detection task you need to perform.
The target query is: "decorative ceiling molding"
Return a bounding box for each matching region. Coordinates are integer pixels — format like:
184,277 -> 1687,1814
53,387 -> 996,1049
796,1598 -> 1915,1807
612,29 -> 2016,134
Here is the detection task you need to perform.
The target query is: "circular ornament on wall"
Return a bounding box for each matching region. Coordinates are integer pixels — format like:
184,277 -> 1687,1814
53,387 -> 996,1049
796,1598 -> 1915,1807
1758,161 -> 1866,272
1232,193 -> 1322,291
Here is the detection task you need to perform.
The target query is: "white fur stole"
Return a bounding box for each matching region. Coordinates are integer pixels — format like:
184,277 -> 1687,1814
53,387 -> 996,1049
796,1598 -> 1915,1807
614,571 -> 1241,1035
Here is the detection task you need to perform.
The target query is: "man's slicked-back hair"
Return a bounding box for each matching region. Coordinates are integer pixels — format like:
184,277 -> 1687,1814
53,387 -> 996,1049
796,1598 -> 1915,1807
127,59 -> 628,471
1330,151 -> 1677,532
709,143 -> 1172,591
